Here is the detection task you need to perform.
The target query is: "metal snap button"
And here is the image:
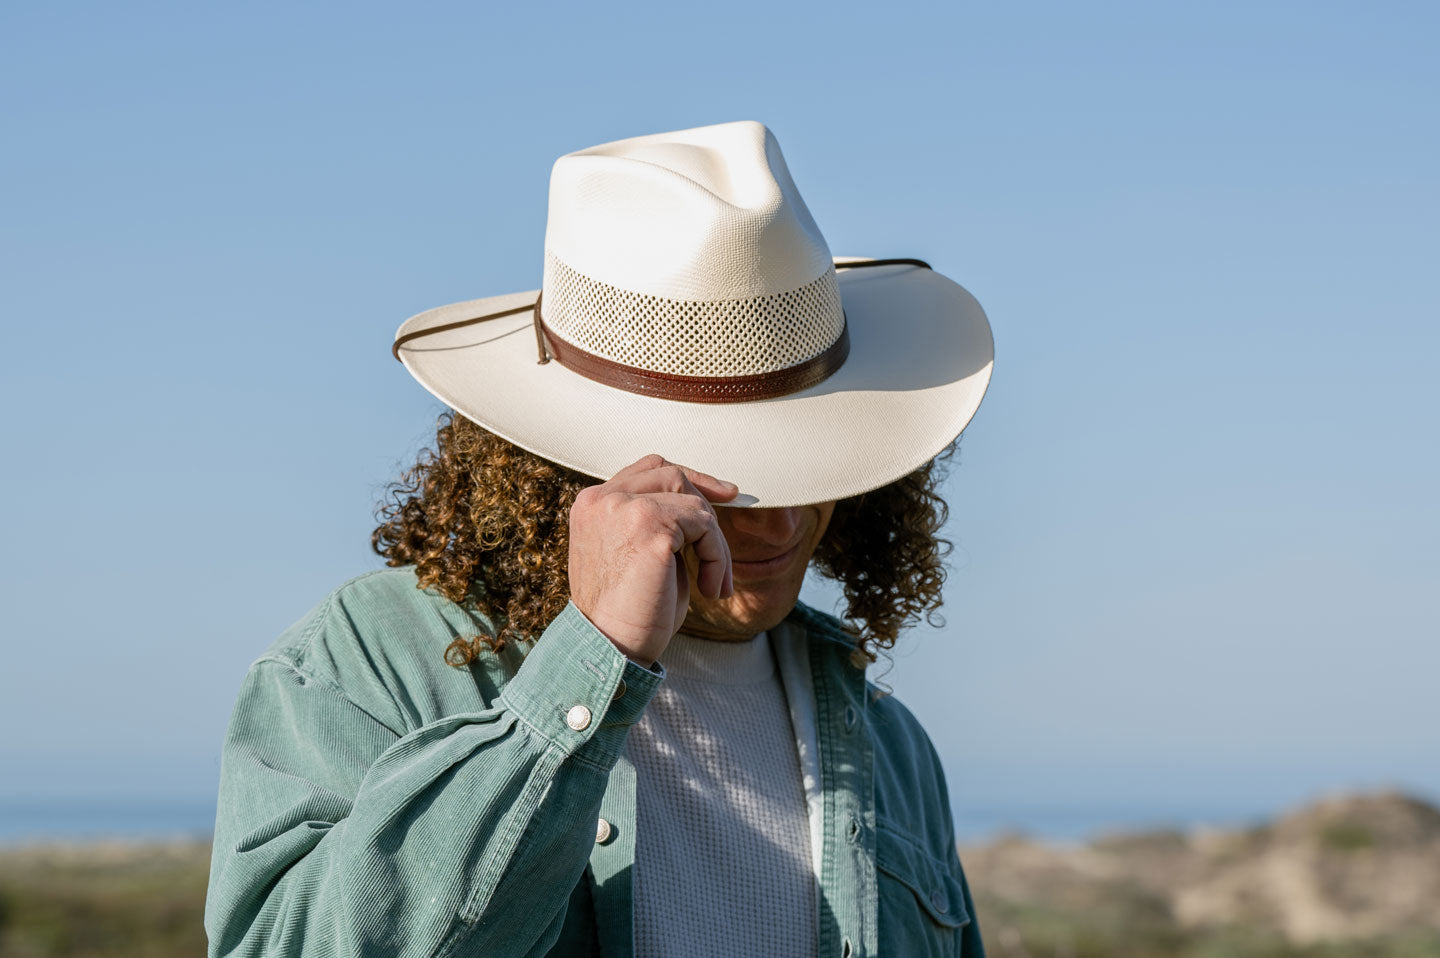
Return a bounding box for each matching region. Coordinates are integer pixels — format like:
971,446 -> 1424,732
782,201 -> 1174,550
612,679 -> 626,702
844,705 -> 858,730
595,818 -> 613,844
565,704 -> 592,731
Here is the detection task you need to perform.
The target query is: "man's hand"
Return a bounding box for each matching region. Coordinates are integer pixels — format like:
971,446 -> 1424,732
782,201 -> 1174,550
568,454 -> 738,666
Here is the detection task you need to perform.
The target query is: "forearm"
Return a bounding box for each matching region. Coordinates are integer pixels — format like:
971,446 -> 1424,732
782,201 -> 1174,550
205,601 -> 660,958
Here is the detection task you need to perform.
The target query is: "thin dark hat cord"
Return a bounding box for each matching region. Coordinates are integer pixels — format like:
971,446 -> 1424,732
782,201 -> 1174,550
390,257 -> 932,364
391,302 -> 535,363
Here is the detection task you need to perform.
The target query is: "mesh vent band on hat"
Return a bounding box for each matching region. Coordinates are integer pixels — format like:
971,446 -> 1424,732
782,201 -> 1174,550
541,253 -> 845,377
533,294 -> 850,403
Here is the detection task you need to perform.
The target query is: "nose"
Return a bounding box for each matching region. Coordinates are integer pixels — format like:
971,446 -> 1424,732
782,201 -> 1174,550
725,506 -> 804,548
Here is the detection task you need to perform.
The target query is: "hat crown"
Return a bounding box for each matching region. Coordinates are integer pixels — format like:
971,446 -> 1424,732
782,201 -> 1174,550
545,120 -> 833,300
539,122 -> 845,380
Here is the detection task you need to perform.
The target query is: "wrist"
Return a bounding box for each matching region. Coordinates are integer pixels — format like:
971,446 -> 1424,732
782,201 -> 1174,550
568,597 -> 666,666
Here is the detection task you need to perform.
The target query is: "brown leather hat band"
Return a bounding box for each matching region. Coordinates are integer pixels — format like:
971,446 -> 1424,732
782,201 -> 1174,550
391,257 -> 929,404
534,291 -> 851,403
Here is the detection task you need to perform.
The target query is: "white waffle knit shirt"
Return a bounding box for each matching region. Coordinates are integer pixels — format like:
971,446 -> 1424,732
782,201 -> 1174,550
628,629 -> 818,957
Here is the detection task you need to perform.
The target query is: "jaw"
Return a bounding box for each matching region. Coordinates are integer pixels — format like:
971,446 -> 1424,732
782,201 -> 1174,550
682,571 -> 807,641
679,500 -> 835,642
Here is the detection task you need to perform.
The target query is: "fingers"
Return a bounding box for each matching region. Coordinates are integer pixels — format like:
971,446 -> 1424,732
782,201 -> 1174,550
569,456 -> 738,662
600,455 -> 737,600
643,493 -> 732,600
609,454 -> 739,504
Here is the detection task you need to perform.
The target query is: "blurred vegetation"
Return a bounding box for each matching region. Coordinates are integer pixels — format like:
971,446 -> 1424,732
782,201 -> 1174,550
3,792 -> 1440,958
964,791 -> 1440,958
0,841 -> 209,958
1318,821 -> 1378,852
972,887 -> 1440,958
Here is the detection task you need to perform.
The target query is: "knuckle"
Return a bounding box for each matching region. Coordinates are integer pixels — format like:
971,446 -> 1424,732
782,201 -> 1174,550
620,496 -> 659,526
657,465 -> 686,489
569,485 -> 606,520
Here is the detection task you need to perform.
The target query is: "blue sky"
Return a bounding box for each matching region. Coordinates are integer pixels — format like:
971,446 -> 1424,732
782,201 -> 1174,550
1,0 -> 1435,839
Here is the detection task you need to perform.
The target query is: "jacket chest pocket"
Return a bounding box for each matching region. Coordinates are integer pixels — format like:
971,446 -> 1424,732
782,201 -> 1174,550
875,820 -> 971,957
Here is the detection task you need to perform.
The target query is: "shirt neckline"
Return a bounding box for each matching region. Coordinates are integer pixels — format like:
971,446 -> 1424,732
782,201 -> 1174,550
661,629 -> 774,685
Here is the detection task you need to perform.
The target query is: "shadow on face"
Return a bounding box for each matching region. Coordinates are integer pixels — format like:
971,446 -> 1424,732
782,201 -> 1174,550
679,500 -> 837,642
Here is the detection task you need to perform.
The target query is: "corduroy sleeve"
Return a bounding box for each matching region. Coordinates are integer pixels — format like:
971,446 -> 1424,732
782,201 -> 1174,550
204,600 -> 662,958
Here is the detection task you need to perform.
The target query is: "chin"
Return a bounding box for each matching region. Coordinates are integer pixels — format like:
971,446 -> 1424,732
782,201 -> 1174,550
687,577 -> 805,640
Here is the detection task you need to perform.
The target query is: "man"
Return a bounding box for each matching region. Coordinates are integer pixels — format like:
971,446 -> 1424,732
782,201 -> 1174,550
205,121 -> 994,957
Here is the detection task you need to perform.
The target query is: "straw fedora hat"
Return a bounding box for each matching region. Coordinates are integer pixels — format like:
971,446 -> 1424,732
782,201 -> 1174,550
392,121 -> 993,508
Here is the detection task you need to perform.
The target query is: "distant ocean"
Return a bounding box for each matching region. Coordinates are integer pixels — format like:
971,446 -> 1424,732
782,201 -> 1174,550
0,797 -> 1274,846
0,799 -> 218,844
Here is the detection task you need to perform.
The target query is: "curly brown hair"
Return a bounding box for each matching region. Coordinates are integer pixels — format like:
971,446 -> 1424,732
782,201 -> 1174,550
372,411 -> 957,668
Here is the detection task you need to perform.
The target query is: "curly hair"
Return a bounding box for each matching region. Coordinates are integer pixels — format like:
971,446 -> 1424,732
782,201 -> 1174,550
372,411 -> 958,669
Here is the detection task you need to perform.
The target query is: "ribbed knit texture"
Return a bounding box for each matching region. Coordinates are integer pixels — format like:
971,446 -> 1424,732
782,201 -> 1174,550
629,630 -> 818,957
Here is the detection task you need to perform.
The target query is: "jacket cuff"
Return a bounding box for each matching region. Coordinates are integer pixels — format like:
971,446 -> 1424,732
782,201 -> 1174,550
498,599 -> 665,768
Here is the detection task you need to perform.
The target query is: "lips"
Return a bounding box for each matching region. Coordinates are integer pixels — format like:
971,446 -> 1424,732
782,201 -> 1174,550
730,539 -> 802,577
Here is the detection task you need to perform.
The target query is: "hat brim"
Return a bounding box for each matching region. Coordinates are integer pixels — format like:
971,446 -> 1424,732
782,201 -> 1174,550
393,260 -> 994,508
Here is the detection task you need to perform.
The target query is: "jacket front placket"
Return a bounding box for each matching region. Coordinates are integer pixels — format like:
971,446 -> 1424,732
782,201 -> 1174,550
808,627 -> 878,958
587,750 -> 638,957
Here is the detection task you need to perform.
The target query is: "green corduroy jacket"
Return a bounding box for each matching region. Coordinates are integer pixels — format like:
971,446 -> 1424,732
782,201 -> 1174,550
205,567 -> 984,957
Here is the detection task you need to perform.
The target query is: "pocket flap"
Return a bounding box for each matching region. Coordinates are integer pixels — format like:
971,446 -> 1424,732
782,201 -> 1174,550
875,821 -> 971,929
